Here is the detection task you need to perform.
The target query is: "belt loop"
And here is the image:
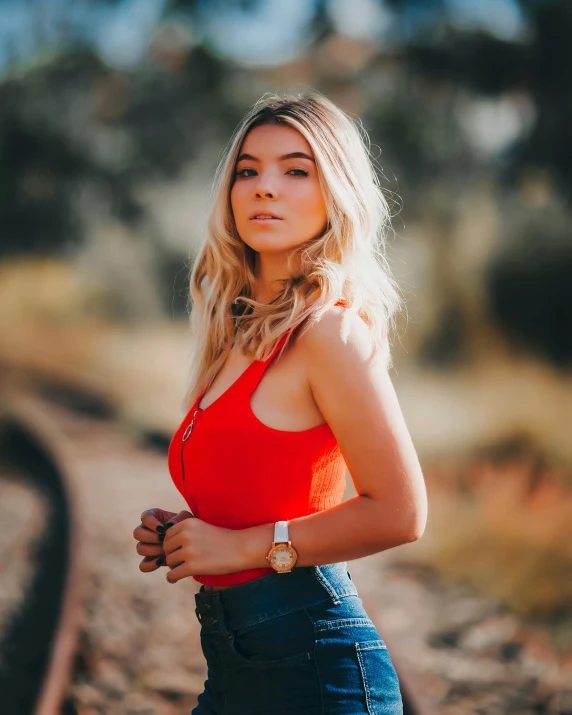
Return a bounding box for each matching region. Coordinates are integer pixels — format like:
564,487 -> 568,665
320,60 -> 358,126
313,565 -> 342,605
213,593 -> 231,637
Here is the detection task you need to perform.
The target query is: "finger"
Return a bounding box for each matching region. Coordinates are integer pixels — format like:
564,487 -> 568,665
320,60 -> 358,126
139,556 -> 161,573
153,508 -> 178,523
164,513 -> 195,540
140,508 -> 171,534
165,562 -> 189,584
139,552 -> 169,571
164,510 -> 194,530
163,531 -> 185,555
133,524 -> 163,544
165,549 -> 185,569
136,542 -> 164,557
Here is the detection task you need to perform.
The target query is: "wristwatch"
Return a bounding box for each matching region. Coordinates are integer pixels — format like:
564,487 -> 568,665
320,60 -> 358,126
266,520 -> 298,573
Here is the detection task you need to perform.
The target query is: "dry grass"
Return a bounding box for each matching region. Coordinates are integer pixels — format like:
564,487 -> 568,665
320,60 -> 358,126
406,444 -> 572,651
1,257 -> 571,651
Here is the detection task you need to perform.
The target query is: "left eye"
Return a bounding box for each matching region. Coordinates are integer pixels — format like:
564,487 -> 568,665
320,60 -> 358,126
288,168 -> 308,176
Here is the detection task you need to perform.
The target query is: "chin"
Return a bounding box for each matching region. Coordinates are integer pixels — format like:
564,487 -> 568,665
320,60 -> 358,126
242,235 -> 298,253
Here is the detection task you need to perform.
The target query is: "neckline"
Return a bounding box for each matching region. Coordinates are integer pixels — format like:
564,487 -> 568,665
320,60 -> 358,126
190,303 -> 347,420
196,331 -> 290,413
197,358 -> 258,412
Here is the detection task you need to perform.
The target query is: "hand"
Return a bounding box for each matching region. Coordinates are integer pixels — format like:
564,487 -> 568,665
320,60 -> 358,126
133,508 -> 187,573
163,516 -> 241,583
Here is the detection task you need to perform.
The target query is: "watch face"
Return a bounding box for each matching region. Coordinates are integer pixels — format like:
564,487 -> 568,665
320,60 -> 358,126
269,545 -> 297,571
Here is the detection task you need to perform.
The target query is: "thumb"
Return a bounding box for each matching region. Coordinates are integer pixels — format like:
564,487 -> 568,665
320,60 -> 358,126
164,510 -> 194,530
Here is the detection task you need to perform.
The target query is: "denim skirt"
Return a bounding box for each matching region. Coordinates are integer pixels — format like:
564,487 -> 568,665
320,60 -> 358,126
192,562 -> 403,714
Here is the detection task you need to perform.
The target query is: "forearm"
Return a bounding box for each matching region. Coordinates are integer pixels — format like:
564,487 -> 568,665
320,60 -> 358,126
237,494 -> 423,571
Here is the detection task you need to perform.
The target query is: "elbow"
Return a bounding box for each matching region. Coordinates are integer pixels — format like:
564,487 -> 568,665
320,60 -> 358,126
373,508 -> 426,548
368,477 -> 428,546
400,500 -> 428,544
403,519 -> 426,543
404,474 -> 428,543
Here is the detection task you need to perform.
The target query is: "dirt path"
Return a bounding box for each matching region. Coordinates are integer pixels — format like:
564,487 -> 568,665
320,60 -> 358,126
2,396 -> 570,714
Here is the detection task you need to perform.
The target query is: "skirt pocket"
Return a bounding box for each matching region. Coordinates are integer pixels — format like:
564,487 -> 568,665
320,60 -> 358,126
307,596 -> 403,714
228,607 -> 316,668
355,640 -> 403,715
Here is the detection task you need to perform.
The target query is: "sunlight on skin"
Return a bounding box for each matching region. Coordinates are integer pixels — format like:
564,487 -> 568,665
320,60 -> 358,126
230,123 -> 328,303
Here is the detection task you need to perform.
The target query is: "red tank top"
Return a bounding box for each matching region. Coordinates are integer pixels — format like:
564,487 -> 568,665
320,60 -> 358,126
167,302 -> 348,586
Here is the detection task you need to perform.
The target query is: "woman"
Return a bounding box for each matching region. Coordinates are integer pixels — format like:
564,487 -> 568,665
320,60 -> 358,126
133,92 -> 427,714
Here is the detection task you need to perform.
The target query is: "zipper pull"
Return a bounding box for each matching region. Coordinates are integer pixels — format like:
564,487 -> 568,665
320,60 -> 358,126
182,408 -> 201,441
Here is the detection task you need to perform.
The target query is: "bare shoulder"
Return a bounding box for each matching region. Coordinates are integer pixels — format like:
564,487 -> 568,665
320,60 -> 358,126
294,304 -> 425,535
294,304 -> 426,542
297,304 -> 376,371
296,302 -> 396,451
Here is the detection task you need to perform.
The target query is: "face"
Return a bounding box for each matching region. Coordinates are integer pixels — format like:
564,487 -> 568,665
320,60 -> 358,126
230,123 -> 328,257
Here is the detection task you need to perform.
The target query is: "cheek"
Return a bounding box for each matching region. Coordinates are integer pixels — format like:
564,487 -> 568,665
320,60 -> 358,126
230,184 -> 246,220
314,191 -> 327,223
296,183 -> 327,225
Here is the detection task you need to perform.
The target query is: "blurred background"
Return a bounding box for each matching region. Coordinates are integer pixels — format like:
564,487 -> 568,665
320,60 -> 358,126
0,1 -> 571,713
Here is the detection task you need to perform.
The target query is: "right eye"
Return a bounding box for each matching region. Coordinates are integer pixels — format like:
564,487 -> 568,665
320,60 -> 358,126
235,168 -> 257,177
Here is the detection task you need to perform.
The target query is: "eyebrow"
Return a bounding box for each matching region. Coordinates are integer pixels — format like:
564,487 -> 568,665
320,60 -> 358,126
236,151 -> 315,163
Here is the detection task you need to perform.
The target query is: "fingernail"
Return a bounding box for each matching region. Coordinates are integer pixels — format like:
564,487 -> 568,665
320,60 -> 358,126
164,521 -> 174,529
144,555 -> 158,562
156,525 -> 165,533
158,534 -> 165,542
165,573 -> 174,584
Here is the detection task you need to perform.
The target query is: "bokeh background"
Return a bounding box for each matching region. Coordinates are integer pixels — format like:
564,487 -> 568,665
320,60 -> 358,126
0,1 -> 571,713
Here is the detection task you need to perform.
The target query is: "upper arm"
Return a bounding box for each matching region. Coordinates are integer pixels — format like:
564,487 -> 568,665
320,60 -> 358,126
300,306 -> 427,538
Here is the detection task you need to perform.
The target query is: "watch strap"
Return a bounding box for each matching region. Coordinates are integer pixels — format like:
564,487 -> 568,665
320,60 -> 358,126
274,520 -> 289,543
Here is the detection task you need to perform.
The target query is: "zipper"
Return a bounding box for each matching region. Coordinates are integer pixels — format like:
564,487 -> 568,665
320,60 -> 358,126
182,407 -> 201,442
180,406 -> 202,517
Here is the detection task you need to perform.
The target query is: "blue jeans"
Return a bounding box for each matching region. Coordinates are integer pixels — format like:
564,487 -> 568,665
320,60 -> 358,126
192,562 -> 403,714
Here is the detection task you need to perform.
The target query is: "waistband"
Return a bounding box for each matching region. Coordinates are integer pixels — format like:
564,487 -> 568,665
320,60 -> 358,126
194,562 -> 358,635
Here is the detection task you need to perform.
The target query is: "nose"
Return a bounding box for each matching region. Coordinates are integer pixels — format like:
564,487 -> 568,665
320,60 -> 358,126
257,189 -> 275,199
254,171 -> 277,200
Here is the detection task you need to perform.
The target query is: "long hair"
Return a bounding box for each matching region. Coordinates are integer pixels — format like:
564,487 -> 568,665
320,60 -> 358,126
181,91 -> 404,411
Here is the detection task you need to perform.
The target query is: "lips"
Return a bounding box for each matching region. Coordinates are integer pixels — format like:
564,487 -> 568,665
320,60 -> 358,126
249,211 -> 282,220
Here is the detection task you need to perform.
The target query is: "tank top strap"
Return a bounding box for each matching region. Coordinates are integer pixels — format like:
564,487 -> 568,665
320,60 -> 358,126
238,327 -> 297,399
231,301 -> 346,402
239,300 -> 346,395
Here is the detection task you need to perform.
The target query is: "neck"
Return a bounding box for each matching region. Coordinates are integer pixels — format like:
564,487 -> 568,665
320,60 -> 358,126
253,252 -> 295,304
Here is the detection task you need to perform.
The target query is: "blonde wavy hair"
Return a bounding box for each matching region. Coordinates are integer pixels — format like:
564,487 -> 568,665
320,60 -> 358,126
181,91 -> 404,412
